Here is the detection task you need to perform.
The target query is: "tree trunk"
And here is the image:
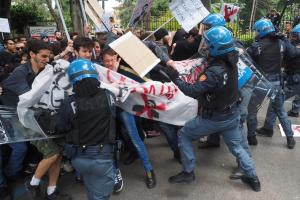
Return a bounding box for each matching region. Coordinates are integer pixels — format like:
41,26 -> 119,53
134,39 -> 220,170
45,0 -> 64,31
70,0 -> 84,36
0,0 -> 11,18
202,0 -> 211,11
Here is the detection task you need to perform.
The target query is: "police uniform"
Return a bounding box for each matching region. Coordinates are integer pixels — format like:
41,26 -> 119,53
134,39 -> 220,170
62,59 -> 116,200
284,24 -> 300,116
165,26 -> 260,192
247,19 -> 299,149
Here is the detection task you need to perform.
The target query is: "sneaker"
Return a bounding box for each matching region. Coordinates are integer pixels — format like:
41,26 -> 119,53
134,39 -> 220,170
247,136 -> 258,146
25,163 -> 38,174
0,186 -> 10,200
45,189 -> 72,200
256,127 -> 273,137
229,167 -> 244,180
168,171 -> 195,184
241,175 -> 261,192
198,141 -> 220,149
25,180 -> 42,200
146,170 -> 156,189
113,169 -> 123,193
287,136 -> 296,149
287,110 -> 299,117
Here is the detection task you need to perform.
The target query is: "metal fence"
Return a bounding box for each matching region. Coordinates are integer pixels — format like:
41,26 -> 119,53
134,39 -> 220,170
138,2 -> 300,44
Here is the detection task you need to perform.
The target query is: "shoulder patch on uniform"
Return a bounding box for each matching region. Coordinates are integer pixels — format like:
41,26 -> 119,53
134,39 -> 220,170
199,74 -> 207,82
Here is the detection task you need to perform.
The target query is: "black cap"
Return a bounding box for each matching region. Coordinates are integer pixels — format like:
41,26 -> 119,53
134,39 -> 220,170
154,28 -> 169,41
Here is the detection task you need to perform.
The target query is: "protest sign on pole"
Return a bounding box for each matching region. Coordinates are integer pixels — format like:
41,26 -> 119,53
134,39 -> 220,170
128,0 -> 154,28
109,32 -> 160,77
0,18 -> 10,33
85,0 -> 110,31
169,0 -> 210,32
29,26 -> 56,41
220,3 -> 240,22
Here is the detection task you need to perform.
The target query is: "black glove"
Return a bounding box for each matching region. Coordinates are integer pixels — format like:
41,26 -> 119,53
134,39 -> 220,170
160,66 -> 179,81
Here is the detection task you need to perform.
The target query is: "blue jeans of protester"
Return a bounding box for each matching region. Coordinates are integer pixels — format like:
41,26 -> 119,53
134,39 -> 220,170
205,85 -> 253,157
71,145 -> 115,200
5,142 -> 27,177
179,108 -> 257,178
120,111 -> 153,172
285,73 -> 300,114
158,122 -> 179,152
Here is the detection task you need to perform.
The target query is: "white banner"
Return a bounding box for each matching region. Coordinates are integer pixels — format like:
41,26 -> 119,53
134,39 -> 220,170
169,0 -> 210,32
0,18 -> 10,33
220,3 -> 240,22
18,60 -> 198,128
128,0 -> 154,27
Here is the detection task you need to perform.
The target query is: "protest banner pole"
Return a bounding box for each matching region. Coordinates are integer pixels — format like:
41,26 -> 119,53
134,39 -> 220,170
79,0 -> 88,25
143,16 -> 175,41
55,0 -> 71,41
1,33 -> 4,40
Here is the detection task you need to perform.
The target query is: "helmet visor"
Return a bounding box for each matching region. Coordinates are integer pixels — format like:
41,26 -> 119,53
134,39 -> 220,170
198,36 -> 209,57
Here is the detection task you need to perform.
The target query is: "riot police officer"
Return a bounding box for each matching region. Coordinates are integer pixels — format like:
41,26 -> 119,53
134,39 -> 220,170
285,24 -> 300,117
247,18 -> 298,149
163,26 -> 261,192
61,59 -> 116,200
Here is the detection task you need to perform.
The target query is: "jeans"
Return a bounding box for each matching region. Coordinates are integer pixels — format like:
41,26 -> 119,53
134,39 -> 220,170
0,148 -> 6,187
206,85 -> 253,156
5,142 -> 27,177
285,73 -> 300,114
257,85 -> 293,137
120,111 -> 153,172
158,122 -> 179,152
71,145 -> 115,200
179,110 -> 257,178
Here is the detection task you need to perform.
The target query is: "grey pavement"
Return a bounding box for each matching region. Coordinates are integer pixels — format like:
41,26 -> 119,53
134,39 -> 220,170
20,101 -> 300,200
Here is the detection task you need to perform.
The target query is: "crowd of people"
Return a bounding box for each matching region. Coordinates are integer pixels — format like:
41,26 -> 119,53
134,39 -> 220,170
0,11 -> 300,200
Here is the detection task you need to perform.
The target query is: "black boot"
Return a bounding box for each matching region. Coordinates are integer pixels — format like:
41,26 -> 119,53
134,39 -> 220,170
241,175 -> 261,192
287,136 -> 296,149
247,136 -> 258,146
168,171 -> 195,184
229,167 -> 244,180
146,170 -> 156,189
256,127 -> 273,137
288,110 -> 299,117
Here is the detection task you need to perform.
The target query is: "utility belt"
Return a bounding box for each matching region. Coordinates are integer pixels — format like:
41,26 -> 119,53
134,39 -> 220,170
200,102 -> 239,121
66,140 -> 122,160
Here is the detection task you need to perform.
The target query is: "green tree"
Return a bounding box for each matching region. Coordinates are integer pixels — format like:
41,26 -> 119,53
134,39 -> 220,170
10,2 -> 46,33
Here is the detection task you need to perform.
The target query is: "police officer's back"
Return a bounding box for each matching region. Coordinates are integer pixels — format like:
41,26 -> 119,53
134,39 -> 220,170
62,59 -> 116,200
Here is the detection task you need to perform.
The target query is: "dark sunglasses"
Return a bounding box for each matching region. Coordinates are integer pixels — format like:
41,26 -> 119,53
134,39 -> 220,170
16,47 -> 24,51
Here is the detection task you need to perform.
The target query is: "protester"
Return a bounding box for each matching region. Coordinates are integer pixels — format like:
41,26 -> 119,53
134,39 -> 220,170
0,38 -> 18,81
54,31 -> 63,42
266,8 -> 281,28
1,39 -> 71,200
163,26 -> 261,192
247,18 -> 299,149
102,47 -> 156,189
284,21 -> 293,38
154,28 -> 171,54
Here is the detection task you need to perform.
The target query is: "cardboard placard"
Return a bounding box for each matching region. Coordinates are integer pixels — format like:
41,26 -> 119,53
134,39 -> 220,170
128,0 -> 154,27
279,124 -> 300,137
0,18 -> 10,33
169,0 -> 210,32
109,32 -> 160,77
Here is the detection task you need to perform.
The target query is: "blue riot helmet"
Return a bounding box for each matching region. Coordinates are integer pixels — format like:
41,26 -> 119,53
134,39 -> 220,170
67,58 -> 99,85
202,14 -> 226,28
290,24 -> 300,44
253,18 -> 275,38
203,26 -> 235,57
